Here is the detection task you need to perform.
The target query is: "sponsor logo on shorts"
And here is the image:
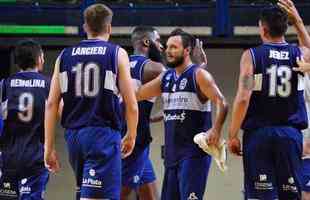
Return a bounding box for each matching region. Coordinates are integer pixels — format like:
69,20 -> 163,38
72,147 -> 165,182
89,169 -> 96,177
21,178 -> 27,185
254,174 -> 273,191
20,179 -> 31,194
3,182 -> 10,189
83,170 -> 102,188
20,186 -> 31,194
133,175 -> 140,184
82,178 -> 102,188
259,174 -> 267,182
282,177 -> 297,193
188,192 -> 198,200
0,182 -> 17,197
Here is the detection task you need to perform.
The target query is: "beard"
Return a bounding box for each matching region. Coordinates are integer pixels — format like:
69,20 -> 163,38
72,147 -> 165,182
166,53 -> 184,69
148,41 -> 163,63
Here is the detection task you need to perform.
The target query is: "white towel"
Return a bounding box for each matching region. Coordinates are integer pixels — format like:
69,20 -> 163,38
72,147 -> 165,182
193,132 -> 228,172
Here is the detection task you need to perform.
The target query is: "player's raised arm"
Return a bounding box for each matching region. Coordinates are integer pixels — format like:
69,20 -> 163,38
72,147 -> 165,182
278,0 -> 310,48
118,47 -> 139,158
195,68 -> 228,146
228,50 -> 254,156
44,55 -> 62,173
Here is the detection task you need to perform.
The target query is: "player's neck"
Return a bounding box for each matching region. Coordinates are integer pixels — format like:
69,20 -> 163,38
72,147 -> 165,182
263,36 -> 286,44
20,67 -> 38,73
175,58 -> 193,76
133,49 -> 147,57
87,34 -> 109,41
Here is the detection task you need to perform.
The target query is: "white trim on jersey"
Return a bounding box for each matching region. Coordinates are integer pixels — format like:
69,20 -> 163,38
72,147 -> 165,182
298,74 -> 305,91
253,73 -> 262,91
162,91 -> 211,112
104,70 -> 119,95
1,100 -> 7,120
59,71 -> 68,93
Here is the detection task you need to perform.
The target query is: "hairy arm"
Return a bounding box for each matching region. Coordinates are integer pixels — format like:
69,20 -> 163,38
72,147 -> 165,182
196,68 -> 228,139
229,50 -> 254,139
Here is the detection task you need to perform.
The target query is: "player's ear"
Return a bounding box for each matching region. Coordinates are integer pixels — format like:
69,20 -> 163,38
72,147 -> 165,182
143,38 -> 150,47
37,52 -> 44,72
83,23 -> 88,34
107,24 -> 112,35
184,46 -> 191,56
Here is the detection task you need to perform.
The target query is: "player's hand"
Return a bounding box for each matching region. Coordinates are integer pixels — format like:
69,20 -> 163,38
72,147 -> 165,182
278,0 -> 302,25
228,137 -> 242,156
293,57 -> 310,73
206,128 -> 220,146
192,38 -> 208,67
121,133 -> 136,158
44,149 -> 60,173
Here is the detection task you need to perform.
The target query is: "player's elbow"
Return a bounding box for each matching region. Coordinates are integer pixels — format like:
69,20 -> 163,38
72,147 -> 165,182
235,93 -> 251,106
126,101 -> 139,118
45,99 -> 58,112
218,96 -> 229,114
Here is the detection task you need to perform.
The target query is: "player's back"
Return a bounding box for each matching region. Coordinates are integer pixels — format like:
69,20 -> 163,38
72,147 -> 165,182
0,71 -> 49,175
121,55 -> 154,148
59,39 -> 122,131
242,42 -> 308,131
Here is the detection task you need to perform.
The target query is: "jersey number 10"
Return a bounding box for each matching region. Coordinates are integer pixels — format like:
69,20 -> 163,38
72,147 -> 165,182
72,63 -> 100,97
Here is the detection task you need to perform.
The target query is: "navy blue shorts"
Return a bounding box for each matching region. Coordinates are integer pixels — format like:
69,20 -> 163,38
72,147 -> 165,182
65,126 -> 121,200
161,156 -> 211,200
243,126 -> 303,200
0,169 -> 49,200
122,145 -> 156,189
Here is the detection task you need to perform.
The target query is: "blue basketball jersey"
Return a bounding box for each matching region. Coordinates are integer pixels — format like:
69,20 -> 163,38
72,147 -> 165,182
161,64 -> 212,167
59,39 -> 122,131
0,71 -> 50,176
242,43 -> 308,131
121,55 -> 154,147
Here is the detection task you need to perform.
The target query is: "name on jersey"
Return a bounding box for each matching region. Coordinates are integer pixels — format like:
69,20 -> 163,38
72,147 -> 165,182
72,46 -> 107,56
10,79 -> 45,88
269,50 -> 289,60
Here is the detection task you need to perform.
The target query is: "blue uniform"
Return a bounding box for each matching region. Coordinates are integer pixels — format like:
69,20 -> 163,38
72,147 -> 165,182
242,42 -> 307,200
59,39 -> 122,200
0,71 -> 50,200
160,64 -> 212,200
121,55 -> 156,189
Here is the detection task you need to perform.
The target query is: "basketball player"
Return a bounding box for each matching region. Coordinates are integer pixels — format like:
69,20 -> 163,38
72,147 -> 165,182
0,39 -> 49,200
228,6 -> 310,200
136,29 -> 228,200
44,4 -> 138,200
120,26 -> 165,200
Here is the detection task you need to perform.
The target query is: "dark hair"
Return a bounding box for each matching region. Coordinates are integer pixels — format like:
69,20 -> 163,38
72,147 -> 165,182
169,28 -> 195,49
131,26 -> 157,44
84,3 -> 113,35
259,6 -> 288,38
14,39 -> 42,70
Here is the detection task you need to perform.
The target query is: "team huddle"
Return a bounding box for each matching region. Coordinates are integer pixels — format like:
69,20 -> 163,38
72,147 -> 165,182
0,0 -> 310,200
